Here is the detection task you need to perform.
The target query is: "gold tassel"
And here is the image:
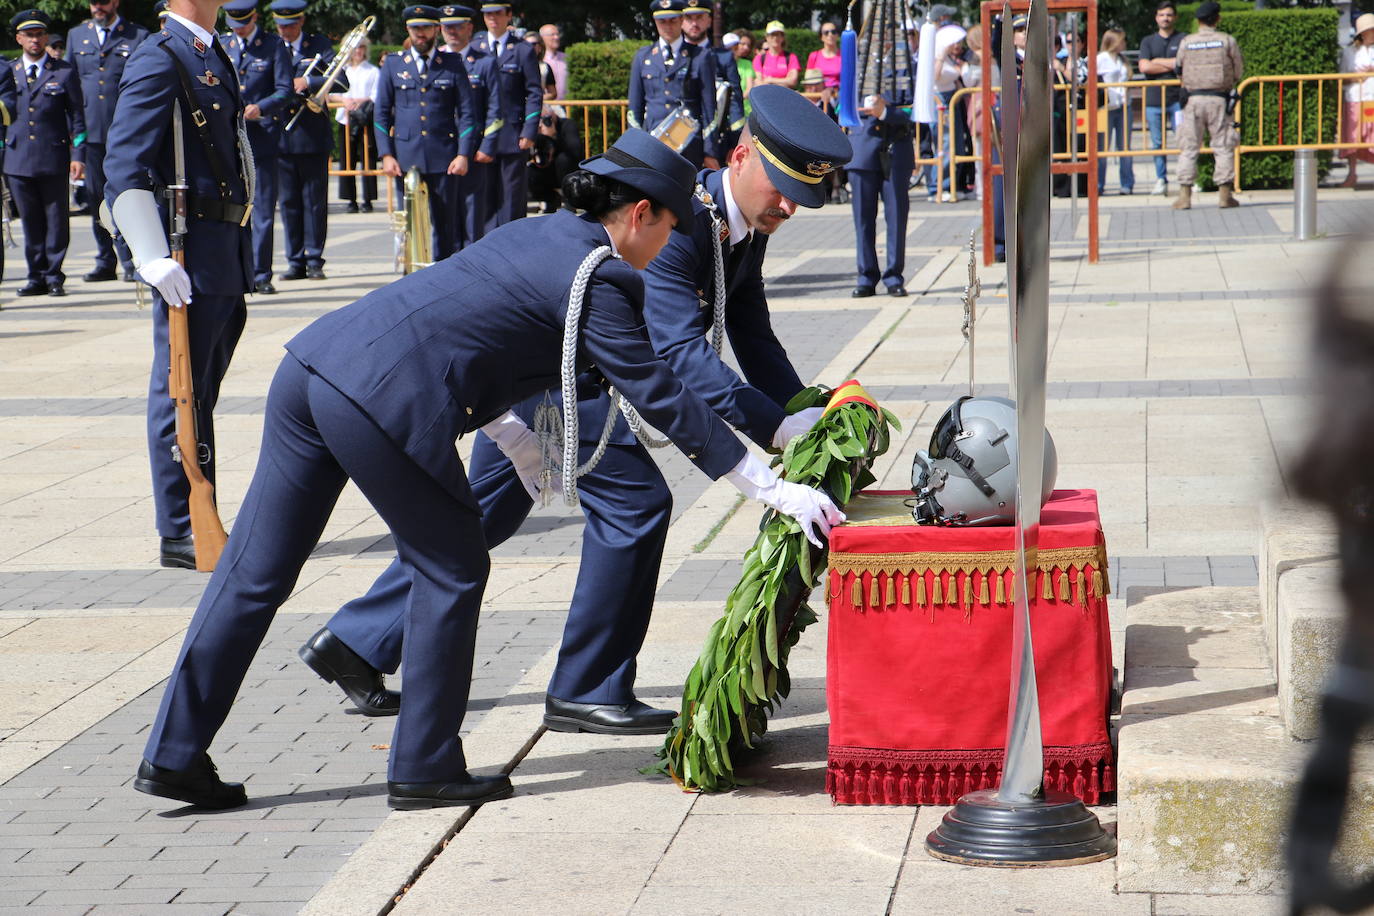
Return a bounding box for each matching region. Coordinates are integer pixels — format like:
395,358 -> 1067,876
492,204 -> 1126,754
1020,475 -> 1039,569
979,572 -> 990,605
869,576 -> 880,608
916,573 -> 927,606
1009,575 -> 1016,602
1076,569 -> 1087,607
931,573 -> 943,606
963,574 -> 972,608
852,576 -> 864,609
1091,568 -> 1104,599
885,575 -> 896,608
901,574 -> 911,606
1058,569 -> 1070,602
995,571 -> 1006,604
1042,568 -> 1053,601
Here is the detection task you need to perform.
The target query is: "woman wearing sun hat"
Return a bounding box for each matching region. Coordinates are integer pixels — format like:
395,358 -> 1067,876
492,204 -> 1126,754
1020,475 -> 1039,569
1340,13 -> 1374,188
754,20 -> 799,89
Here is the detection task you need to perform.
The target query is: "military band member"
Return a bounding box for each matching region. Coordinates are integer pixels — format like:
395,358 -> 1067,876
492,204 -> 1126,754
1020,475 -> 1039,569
473,0 -> 541,229
0,53 -> 16,293
376,5 -> 478,260
104,0 -> 253,570
440,4 -> 499,248
221,0 -> 292,294
132,128 -> 841,811
1172,0 -> 1243,210
628,0 -> 720,170
303,88 -> 853,737
270,0 -> 341,280
5,11 -> 86,298
848,92 -> 915,297
67,0 -> 147,283
682,0 -> 744,157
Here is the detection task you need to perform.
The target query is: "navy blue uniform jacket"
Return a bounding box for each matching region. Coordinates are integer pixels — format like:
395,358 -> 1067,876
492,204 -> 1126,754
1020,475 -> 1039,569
459,44 -> 500,159
67,18 -> 148,145
276,32 -> 343,156
471,31 -> 541,155
374,48 -> 478,170
221,27 -> 293,158
285,209 -> 746,511
628,41 -> 719,163
104,20 -> 253,296
847,107 -> 915,173
3,56 -> 86,177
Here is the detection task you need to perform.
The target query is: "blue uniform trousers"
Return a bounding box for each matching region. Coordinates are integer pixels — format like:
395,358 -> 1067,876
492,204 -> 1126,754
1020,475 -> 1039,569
147,292 -> 247,539
145,355 -> 485,782
327,432 -> 673,705
278,153 -> 328,270
10,174 -> 70,286
484,152 -> 527,232
455,161 -> 488,250
83,143 -> 134,274
848,167 -> 911,290
250,155 -> 279,285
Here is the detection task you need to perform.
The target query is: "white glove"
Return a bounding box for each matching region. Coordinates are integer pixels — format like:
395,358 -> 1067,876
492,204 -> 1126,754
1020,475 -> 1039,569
771,406 -> 825,449
481,411 -> 552,501
137,257 -> 192,307
725,452 -> 845,548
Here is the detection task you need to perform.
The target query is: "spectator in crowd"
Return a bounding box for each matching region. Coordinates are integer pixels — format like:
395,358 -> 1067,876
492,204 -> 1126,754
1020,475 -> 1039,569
1139,0 -> 1184,196
1339,13 -> 1374,188
932,23 -> 967,201
1096,27 -> 1135,195
540,23 -> 566,99
730,29 -> 756,113
754,21 -> 799,89
961,25 -> 993,201
528,33 -> 558,100
806,19 -> 842,112
526,104 -> 580,212
332,38 -> 380,213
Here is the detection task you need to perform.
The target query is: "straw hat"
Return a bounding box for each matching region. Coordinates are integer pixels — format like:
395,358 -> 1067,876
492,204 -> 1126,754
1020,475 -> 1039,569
1356,12 -> 1374,38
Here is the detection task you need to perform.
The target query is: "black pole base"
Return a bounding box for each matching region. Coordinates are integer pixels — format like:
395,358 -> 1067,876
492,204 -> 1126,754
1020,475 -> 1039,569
924,789 -> 1117,868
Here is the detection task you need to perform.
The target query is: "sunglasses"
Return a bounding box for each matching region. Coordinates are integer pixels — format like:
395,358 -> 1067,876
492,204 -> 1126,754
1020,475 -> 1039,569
821,28 -> 837,34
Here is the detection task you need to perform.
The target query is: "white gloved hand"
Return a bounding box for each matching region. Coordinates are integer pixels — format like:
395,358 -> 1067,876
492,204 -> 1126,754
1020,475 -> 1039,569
725,452 -> 846,548
482,410 -> 551,501
137,257 -> 192,307
771,406 -> 825,449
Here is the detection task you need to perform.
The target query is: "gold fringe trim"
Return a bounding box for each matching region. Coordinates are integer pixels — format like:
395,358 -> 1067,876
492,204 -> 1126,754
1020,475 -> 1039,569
995,572 -> 1006,604
829,544 -> 1107,578
916,574 -> 927,606
1092,569 -> 1104,599
931,574 -> 943,605
962,574 -> 972,608
1076,569 -> 1087,606
885,576 -> 895,608
1042,568 -> 1053,601
869,577 -> 879,608
901,575 -> 911,605
1058,570 -> 1070,602
852,577 -> 863,609
979,574 -> 990,605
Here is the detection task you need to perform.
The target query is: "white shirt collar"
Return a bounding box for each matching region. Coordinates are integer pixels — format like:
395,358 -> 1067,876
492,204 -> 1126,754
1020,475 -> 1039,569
719,168 -> 751,247
97,16 -> 121,35
661,36 -> 684,58
22,52 -> 45,68
601,225 -> 620,258
167,12 -> 217,49
490,29 -> 508,53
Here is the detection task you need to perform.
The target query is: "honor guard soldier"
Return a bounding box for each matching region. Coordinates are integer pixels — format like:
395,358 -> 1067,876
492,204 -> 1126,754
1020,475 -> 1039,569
270,0 -> 342,280
628,0 -> 720,170
375,5 -> 478,260
0,54 -> 16,292
103,0 -> 254,570
1172,0 -> 1243,210
130,128 -> 841,811
847,90 -> 915,297
5,10 -> 86,298
440,4 -> 499,248
682,0 -> 744,157
472,0 -> 541,229
67,0 -> 147,283
221,0 -> 291,294
303,89 -> 853,737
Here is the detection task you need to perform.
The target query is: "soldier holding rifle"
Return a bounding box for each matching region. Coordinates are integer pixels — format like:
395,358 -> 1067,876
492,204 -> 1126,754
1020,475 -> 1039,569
104,0 -> 253,570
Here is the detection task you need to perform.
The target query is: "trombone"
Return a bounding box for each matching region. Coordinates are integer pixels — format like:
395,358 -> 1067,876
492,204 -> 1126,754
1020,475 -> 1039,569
285,15 -> 375,132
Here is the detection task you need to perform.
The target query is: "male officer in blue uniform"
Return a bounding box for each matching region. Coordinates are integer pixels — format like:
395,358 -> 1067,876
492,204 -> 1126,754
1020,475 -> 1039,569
848,90 -> 915,298
681,0 -> 744,157
5,11 -> 86,298
221,0 -> 291,294
104,0 -> 254,570
299,86 -> 853,735
270,0 -> 341,281
472,0 -> 540,229
440,4 -> 499,248
376,5 -> 477,261
628,0 -> 720,170
67,0 -> 147,283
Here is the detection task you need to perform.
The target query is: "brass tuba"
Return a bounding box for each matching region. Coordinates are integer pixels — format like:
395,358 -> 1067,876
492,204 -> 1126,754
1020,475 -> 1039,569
285,15 -> 375,132
393,166 -> 433,275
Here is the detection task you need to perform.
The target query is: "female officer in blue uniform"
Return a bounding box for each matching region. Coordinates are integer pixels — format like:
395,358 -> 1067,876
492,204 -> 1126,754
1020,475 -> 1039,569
132,128 -> 843,812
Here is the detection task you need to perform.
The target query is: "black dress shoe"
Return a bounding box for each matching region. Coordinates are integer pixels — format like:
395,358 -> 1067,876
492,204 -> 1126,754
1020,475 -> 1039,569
47,285 -> 65,297
886,285 -> 908,297
84,267 -> 117,282
305,266 -> 327,280
851,285 -> 875,299
360,201 -> 374,213
134,754 -> 246,809
543,696 -> 676,735
122,268 -> 137,282
16,282 -> 48,297
160,535 -> 196,570
345,201 -> 360,213
255,280 -> 277,295
279,266 -> 307,281
298,627 -> 400,716
387,773 -> 513,810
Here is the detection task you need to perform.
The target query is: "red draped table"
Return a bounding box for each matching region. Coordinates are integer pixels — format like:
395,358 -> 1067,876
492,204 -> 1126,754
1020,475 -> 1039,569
824,488 -> 1114,806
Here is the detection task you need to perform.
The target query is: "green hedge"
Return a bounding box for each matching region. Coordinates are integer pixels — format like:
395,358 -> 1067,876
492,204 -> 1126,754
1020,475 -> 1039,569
1177,7 -> 1341,189
1173,1 -> 1256,36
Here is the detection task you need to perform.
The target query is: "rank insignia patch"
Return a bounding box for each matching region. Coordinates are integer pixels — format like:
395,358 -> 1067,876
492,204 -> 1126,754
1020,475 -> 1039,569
197,69 -> 221,86
193,37 -> 206,53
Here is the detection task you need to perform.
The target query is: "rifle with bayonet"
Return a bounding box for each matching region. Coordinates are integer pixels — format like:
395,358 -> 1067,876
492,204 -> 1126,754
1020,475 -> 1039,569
165,100 -> 228,572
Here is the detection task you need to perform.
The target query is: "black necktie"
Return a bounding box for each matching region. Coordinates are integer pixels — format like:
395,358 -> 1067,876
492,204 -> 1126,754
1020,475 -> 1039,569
727,237 -> 749,279
664,43 -> 674,66
26,64 -> 37,87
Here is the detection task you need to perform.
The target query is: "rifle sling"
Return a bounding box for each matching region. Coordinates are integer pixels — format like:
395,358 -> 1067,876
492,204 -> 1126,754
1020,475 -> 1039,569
158,43 -> 240,202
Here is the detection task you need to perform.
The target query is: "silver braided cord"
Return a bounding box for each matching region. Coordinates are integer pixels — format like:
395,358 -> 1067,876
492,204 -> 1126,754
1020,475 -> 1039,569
709,211 -> 726,355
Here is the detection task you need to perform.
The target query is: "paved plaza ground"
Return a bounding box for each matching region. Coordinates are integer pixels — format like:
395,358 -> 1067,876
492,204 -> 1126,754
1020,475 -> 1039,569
0,178 -> 1368,914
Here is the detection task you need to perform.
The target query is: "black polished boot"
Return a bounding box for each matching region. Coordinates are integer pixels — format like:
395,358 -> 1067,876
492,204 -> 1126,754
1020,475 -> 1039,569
298,627 -> 400,716
543,696 -> 676,735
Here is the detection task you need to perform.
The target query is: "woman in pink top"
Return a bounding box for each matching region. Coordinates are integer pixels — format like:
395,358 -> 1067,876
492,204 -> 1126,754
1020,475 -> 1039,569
754,21 -> 800,89
806,21 -> 843,96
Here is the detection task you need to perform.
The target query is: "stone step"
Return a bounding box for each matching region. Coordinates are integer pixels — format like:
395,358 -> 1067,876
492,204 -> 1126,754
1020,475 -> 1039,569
1116,586 -> 1374,896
